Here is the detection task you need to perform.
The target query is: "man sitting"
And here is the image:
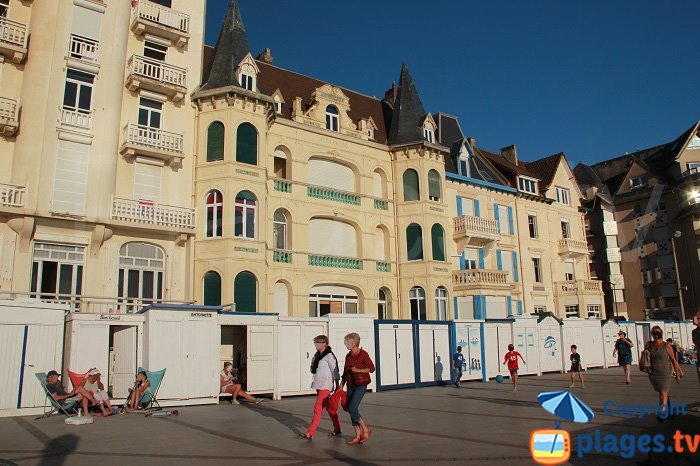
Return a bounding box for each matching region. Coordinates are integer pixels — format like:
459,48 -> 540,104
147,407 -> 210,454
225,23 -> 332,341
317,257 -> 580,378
46,370 -> 91,414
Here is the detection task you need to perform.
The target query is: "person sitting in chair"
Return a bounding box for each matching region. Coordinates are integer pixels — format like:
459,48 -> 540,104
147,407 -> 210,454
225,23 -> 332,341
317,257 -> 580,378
46,370 -> 91,414
78,368 -> 115,416
128,371 -> 150,411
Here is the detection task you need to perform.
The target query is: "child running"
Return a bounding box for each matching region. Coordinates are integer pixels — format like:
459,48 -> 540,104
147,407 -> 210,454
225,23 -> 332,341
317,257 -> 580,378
569,345 -> 585,388
503,344 -> 525,391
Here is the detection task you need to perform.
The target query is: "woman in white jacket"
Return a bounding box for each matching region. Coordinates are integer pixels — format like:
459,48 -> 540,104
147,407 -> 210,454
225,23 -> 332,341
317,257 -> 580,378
300,335 -> 341,439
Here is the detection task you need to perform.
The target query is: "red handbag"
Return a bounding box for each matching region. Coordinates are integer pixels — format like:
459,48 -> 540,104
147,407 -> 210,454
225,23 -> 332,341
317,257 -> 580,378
327,387 -> 348,415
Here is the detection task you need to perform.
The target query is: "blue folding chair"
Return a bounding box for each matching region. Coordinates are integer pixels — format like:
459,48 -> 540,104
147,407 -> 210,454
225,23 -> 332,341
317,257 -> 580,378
35,372 -> 79,419
136,367 -> 166,412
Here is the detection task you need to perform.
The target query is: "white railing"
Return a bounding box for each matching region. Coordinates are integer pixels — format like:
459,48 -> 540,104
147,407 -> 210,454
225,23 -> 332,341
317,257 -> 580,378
68,34 -> 99,63
558,238 -> 589,255
452,269 -> 510,287
60,108 -> 92,130
111,196 -> 195,229
128,54 -> 187,88
453,214 -> 499,237
133,0 -> 190,33
122,123 -> 184,154
0,96 -> 18,121
0,17 -> 28,49
0,290 -> 194,314
555,280 -> 602,294
0,183 -> 26,207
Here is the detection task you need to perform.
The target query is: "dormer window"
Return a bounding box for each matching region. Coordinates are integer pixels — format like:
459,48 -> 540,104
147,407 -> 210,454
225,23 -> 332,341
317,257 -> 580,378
687,162 -> 700,175
367,128 -> 374,140
630,176 -> 648,189
424,127 -> 434,143
235,54 -> 260,92
518,176 -> 538,195
275,101 -> 282,113
325,105 -> 339,132
458,146 -> 470,177
240,73 -> 255,91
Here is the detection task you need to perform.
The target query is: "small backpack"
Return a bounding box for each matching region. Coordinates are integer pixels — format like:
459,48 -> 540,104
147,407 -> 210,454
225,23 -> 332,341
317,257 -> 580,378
639,343 -> 652,373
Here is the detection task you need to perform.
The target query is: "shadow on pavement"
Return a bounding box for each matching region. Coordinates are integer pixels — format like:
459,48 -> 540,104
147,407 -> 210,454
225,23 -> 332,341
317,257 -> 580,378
38,433 -> 78,466
250,404 -> 311,436
324,449 -> 382,466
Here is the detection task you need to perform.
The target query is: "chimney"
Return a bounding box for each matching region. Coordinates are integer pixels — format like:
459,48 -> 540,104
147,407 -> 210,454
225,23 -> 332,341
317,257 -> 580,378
500,144 -> 518,165
383,81 -> 398,107
256,48 -> 273,64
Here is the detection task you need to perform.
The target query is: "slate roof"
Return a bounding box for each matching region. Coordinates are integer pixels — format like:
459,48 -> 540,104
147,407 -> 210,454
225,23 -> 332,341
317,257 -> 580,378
387,63 -> 429,146
199,0 -> 250,91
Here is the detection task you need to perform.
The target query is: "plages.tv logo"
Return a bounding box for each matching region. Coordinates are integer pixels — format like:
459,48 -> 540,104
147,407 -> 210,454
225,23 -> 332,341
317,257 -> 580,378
530,390 -> 593,465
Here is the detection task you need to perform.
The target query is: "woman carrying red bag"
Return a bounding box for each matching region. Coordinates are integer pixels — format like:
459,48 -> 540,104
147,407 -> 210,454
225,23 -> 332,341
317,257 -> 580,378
341,332 -> 375,445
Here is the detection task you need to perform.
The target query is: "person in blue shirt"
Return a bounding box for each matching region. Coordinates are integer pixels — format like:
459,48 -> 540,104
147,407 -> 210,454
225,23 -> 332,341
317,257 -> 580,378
452,346 -> 465,388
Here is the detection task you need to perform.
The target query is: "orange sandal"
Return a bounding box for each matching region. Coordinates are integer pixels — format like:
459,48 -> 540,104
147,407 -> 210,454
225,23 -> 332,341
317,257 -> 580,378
346,437 -> 361,445
359,428 -> 372,444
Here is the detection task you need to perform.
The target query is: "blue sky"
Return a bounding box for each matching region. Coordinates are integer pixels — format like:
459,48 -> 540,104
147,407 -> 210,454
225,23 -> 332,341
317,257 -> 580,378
204,0 -> 699,166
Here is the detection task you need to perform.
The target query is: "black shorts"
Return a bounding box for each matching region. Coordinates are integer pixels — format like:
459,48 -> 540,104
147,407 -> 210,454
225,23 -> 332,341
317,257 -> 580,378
570,364 -> 581,373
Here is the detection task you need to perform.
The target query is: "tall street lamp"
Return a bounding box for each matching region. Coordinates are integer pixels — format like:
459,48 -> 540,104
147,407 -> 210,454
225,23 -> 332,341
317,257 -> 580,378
671,230 -> 685,320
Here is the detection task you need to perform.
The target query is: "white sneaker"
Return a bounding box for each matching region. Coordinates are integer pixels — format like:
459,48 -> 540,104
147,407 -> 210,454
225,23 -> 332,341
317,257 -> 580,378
231,400 -> 240,405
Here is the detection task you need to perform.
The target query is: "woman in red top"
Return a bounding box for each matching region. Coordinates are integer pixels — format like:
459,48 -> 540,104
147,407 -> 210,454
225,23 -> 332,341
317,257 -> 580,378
341,332 -> 375,445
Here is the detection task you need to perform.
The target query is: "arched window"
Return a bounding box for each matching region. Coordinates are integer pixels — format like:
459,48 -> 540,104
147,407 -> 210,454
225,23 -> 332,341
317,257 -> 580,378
309,285 -> 358,316
409,286 -> 426,320
118,243 -> 165,305
428,169 -> 441,202
378,288 -> 391,320
273,209 -> 288,250
403,169 -> 420,201
236,123 -> 258,165
206,122 -> 224,162
325,105 -> 339,132
205,190 -> 223,238
431,224 -> 445,261
373,169 -> 386,198
375,226 -> 388,260
273,147 -> 288,179
234,190 -> 256,239
234,271 -> 257,312
435,287 -> 448,320
273,281 -> 289,316
203,271 -> 221,306
406,223 -> 423,261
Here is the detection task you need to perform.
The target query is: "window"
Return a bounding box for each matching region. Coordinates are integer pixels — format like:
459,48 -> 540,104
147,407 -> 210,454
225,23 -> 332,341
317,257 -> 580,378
403,169 -> 420,201
428,170 -> 441,201
561,220 -> 570,239
118,243 -> 165,305
206,122 -> 225,162
234,271 -> 257,312
133,160 -> 161,202
234,191 -> 256,239
564,261 -> 575,281
435,287 -> 448,320
406,223 -> 423,261
30,243 -> 85,299
518,177 -> 538,194
273,209 -> 288,250
273,98 -> 282,114
464,248 -> 478,270
138,97 -> 162,129
458,156 -> 469,177
52,140 -> 90,214
431,224 -> 445,261
0,0 -> 8,17
532,257 -> 543,283
586,304 -> 601,318
273,149 -> 288,179
378,288 -> 388,320
143,40 -> 167,62
630,176 -> 648,188
240,73 -> 254,91
409,286 -> 426,320
203,271 -> 221,306
687,162 -> 700,174
534,305 -> 546,314
205,190 -> 223,238
235,123 -> 257,165
309,285 -> 358,316
367,127 -> 374,140
325,105 -> 339,132
528,214 -> 538,238
565,305 -> 580,318
150,0 -> 172,7
63,69 -> 95,114
555,186 -> 571,205
423,127 -> 434,143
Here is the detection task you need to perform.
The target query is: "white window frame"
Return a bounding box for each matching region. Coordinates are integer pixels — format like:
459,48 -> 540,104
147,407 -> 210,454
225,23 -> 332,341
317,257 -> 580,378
518,176 -> 538,195
435,287 -> 448,320
555,186 -> 570,205
138,97 -> 163,129
118,243 -> 165,305
240,73 -> 255,91
586,304 -> 601,318
378,289 -> 387,319
564,261 -> 575,281
143,39 -> 167,62
30,243 -> 86,299
423,127 -> 434,143
687,162 -> 700,174
275,100 -> 282,113
367,127 -> 374,140
63,69 -> 95,114
528,213 -> 538,238
325,105 -> 339,132
565,305 -> 580,318
234,194 -> 257,239
532,257 -> 543,283
409,286 -> 426,320
205,190 -> 223,238
630,176 -> 648,188
309,293 -> 359,316
0,0 -> 8,17
534,305 -> 546,314
561,220 -> 570,239
273,209 -> 288,250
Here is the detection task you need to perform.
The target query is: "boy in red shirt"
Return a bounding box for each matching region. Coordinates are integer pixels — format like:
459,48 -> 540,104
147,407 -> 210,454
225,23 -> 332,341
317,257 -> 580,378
503,344 -> 526,391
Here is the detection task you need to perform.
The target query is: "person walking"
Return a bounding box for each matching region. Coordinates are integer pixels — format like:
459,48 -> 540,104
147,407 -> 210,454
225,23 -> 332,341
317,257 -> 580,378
452,346 -> 465,388
341,332 -> 375,445
300,335 -> 341,440
613,330 -> 634,384
568,345 -> 585,388
645,326 -> 683,421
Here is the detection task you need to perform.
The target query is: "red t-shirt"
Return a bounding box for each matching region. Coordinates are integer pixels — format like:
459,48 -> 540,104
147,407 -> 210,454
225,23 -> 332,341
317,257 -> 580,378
504,351 -> 521,370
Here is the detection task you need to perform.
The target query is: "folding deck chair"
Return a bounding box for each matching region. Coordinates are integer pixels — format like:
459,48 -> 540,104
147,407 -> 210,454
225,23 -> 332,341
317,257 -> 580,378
35,373 -> 79,420
135,367 -> 166,413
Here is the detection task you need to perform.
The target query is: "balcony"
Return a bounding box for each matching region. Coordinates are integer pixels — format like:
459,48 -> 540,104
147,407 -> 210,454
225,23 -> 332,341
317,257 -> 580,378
452,269 -> 513,292
376,261 -> 391,272
307,185 -> 360,206
272,250 -> 292,263
0,16 -> 28,63
120,123 -> 184,166
273,179 -> 291,193
126,55 -> 187,102
308,254 -> 362,270
111,196 -> 195,229
374,199 -> 389,211
67,34 -> 99,64
60,108 -> 92,131
557,238 -> 589,257
0,96 -> 19,136
453,214 -> 499,247
130,0 -> 190,48
0,183 -> 26,208
554,280 -> 602,296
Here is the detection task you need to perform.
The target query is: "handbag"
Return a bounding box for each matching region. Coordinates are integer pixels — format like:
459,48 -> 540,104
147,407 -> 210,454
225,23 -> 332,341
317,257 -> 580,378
639,343 -> 652,373
327,387 -> 347,415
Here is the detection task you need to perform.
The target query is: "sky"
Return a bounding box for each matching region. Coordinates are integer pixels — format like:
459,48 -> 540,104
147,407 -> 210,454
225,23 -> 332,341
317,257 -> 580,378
204,0 -> 699,166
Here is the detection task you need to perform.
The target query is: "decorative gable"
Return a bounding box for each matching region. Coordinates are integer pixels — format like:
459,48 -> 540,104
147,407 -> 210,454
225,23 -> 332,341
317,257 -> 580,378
235,53 -> 260,92
421,113 -> 437,143
270,88 -> 285,114
359,116 -> 379,141
291,84 -> 365,139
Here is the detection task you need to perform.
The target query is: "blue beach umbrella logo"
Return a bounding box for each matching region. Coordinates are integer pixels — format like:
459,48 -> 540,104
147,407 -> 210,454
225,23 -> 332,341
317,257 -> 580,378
543,336 -> 557,356
538,390 -> 594,426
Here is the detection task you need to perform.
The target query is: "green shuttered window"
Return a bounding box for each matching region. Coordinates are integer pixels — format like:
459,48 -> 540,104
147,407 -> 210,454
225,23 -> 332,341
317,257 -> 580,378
236,123 -> 257,165
406,223 -> 423,261
431,223 -> 445,261
234,271 -> 257,312
403,169 -> 420,201
206,122 -> 224,162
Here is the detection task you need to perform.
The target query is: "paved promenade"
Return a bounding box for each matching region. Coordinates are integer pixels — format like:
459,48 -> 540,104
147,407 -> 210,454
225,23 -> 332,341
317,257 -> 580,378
1,368 -> 698,465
